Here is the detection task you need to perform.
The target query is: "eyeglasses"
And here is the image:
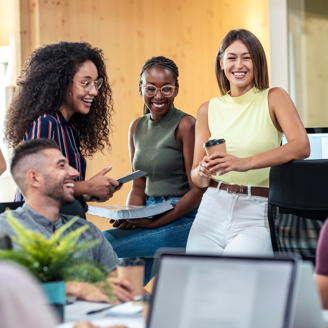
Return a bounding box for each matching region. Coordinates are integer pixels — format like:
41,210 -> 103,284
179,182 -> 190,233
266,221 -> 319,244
142,84 -> 176,97
73,78 -> 103,92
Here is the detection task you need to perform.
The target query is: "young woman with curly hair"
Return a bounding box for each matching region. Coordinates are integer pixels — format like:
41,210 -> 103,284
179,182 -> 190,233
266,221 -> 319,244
5,41 -> 120,209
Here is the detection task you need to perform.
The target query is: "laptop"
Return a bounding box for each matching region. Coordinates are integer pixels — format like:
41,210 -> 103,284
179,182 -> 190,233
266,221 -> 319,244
282,127 -> 328,160
146,252 -> 325,328
292,261 -> 325,328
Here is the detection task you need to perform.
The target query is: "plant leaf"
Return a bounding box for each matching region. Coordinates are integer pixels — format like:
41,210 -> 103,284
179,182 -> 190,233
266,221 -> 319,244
0,210 -> 113,299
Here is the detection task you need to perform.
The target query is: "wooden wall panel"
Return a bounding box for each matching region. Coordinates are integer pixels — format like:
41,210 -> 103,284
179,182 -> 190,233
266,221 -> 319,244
16,0 -> 269,228
0,0 -> 17,46
19,0 -> 40,65
306,15 -> 328,127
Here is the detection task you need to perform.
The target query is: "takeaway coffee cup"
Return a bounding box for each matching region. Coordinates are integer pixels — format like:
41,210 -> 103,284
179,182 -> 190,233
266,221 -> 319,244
117,257 -> 145,297
203,138 -> 226,156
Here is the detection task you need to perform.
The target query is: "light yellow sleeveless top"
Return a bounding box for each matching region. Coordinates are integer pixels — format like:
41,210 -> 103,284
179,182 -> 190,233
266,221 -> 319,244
208,86 -> 282,187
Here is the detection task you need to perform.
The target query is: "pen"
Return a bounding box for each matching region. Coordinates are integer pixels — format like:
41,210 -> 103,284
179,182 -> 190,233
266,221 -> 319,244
86,305 -> 113,315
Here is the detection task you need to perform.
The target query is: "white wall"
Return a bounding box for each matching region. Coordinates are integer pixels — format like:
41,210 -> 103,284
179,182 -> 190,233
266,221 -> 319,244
0,43 -> 17,202
268,0 -> 289,90
0,176 -> 17,201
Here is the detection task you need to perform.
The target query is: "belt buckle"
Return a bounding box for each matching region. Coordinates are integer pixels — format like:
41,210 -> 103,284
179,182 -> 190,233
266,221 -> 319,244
227,183 -> 241,194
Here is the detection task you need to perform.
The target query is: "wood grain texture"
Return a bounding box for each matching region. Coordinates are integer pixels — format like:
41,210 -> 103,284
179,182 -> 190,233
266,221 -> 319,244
0,0 -> 17,46
16,0 -> 269,212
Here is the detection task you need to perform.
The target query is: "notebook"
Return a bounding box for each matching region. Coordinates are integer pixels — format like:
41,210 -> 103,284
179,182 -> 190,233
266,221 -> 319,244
146,252 -> 325,328
292,261 -> 325,328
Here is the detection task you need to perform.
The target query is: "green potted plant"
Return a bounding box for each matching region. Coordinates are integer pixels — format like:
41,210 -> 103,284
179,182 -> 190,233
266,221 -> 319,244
0,210 -> 113,319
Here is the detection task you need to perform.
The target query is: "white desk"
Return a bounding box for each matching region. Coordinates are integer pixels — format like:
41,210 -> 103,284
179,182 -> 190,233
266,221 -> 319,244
57,301 -> 145,328
58,301 -> 328,328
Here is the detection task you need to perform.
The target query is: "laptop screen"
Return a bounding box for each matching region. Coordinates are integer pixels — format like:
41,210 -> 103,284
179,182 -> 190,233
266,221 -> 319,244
282,127 -> 328,160
147,254 -> 297,328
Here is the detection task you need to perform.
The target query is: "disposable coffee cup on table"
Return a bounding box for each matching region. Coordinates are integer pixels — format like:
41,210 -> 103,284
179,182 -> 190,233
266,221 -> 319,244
117,257 -> 145,297
203,138 -> 226,156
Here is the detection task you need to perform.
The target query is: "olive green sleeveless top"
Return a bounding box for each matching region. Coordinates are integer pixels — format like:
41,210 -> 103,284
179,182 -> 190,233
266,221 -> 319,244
133,107 -> 191,197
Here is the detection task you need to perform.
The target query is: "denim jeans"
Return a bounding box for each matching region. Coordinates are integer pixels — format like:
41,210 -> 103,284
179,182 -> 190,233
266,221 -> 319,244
103,196 -> 198,285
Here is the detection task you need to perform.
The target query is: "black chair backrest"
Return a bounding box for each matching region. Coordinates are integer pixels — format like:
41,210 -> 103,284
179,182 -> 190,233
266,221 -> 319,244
59,199 -> 86,220
268,160 -> 328,264
0,200 -> 85,219
0,201 -> 25,215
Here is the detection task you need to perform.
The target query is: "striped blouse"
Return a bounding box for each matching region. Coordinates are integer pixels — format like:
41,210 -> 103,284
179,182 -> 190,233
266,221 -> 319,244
14,112 -> 87,209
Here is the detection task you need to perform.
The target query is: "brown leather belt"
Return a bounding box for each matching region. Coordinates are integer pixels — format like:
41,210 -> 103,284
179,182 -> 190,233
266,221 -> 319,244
209,180 -> 269,198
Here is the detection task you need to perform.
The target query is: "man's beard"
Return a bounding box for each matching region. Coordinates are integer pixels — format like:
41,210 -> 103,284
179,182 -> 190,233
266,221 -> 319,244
44,176 -> 75,207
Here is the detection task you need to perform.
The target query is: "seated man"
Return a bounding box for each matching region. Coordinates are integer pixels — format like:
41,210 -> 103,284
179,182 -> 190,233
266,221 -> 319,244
0,139 -> 134,303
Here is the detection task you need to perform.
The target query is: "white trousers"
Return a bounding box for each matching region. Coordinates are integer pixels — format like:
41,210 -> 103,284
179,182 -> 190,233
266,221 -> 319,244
186,184 -> 272,255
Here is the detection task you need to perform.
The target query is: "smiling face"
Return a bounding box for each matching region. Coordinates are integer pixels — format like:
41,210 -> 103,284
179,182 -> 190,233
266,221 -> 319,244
219,40 -> 254,96
40,149 -> 79,206
139,66 -> 178,121
61,60 -> 99,121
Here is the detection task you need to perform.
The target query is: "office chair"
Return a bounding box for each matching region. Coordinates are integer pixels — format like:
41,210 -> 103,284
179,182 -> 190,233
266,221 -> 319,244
0,200 -> 86,219
268,160 -> 328,265
0,201 -> 24,214
59,199 -> 86,219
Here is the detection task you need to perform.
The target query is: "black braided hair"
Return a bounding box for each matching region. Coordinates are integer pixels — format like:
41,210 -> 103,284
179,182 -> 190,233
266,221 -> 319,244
139,56 -> 179,114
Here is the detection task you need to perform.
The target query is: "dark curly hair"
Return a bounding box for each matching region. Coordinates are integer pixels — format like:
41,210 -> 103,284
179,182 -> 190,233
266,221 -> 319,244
139,56 -> 179,115
5,41 -> 114,158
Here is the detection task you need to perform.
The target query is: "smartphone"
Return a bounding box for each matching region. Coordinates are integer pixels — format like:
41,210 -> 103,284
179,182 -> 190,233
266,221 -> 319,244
116,170 -> 147,184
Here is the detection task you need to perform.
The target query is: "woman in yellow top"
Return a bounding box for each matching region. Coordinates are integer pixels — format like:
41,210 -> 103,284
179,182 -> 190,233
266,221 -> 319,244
186,29 -> 310,255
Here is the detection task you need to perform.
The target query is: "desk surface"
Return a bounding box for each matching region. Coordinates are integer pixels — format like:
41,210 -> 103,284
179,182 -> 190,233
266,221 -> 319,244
58,301 -> 145,328
59,301 -> 328,328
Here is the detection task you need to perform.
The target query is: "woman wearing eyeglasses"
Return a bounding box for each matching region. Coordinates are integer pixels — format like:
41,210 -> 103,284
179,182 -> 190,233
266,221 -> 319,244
103,56 -> 205,285
5,41 -> 120,209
